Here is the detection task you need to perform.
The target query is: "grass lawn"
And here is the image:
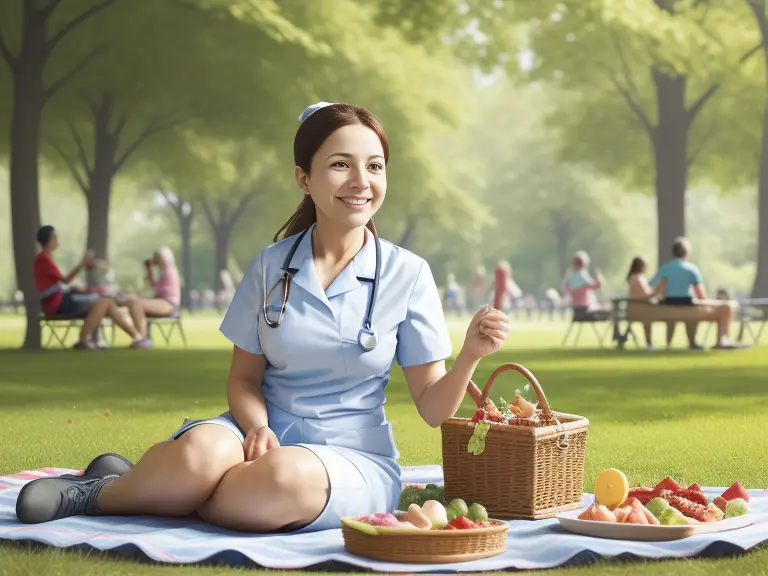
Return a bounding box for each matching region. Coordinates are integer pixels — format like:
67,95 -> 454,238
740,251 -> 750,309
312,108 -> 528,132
0,312 -> 767,575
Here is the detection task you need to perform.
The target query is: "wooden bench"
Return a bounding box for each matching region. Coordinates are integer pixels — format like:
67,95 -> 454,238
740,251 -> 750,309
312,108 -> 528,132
610,298 -> 754,349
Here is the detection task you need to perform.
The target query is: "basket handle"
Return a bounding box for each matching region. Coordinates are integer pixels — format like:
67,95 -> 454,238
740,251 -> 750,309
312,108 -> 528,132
475,364 -> 552,417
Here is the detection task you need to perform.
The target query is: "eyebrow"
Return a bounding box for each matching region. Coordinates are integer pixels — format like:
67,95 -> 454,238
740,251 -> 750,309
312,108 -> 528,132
326,152 -> 385,161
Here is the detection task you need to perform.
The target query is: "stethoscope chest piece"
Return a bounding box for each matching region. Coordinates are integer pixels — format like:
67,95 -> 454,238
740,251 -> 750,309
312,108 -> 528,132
357,327 -> 378,352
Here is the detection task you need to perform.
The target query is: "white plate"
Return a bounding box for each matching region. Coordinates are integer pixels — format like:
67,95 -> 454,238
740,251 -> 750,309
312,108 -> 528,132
556,509 -> 755,542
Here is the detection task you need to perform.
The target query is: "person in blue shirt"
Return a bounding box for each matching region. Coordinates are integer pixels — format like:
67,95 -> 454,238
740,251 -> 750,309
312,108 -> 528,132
650,237 -> 743,350
15,102 -> 511,532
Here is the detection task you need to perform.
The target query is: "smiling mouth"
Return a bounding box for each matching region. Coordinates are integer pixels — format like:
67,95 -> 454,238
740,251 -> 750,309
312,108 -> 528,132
338,197 -> 371,206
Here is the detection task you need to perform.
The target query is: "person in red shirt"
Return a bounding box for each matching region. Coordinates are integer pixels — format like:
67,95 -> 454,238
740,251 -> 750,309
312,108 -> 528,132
34,225 -> 145,350
34,225 -> 95,317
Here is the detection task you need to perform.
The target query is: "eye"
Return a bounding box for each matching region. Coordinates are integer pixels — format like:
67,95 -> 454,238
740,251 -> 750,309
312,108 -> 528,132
368,162 -> 384,171
330,161 -> 349,168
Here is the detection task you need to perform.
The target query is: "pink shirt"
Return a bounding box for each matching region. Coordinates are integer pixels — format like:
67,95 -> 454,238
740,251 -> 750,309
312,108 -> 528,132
152,268 -> 181,307
563,270 -> 595,308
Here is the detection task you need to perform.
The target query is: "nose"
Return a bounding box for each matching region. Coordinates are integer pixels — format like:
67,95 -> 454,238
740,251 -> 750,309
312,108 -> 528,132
348,166 -> 370,191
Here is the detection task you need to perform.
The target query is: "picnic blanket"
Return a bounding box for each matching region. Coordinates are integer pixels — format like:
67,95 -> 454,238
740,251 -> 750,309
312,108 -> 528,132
2,465 -> 768,572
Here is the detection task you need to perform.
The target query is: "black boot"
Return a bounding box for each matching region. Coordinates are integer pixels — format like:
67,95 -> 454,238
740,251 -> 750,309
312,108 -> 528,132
82,453 -> 133,478
16,474 -> 117,524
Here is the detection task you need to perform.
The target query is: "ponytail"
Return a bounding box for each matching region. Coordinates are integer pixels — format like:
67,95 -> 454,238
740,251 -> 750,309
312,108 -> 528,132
273,196 -> 378,242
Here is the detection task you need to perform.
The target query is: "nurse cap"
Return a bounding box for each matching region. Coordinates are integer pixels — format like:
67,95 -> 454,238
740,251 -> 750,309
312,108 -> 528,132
299,101 -> 336,123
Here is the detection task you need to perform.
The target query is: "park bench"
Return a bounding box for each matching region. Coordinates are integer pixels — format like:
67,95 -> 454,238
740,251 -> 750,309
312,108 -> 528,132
610,298 -> 767,349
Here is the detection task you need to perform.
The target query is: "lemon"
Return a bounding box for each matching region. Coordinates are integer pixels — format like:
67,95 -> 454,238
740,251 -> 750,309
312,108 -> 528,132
594,468 -> 629,508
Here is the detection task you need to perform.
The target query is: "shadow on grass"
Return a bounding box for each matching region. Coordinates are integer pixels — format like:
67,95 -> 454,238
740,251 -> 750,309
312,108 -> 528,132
1,347 -> 767,426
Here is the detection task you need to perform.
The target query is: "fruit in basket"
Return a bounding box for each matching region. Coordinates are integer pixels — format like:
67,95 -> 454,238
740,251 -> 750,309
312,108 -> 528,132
421,500 -> 448,529
359,512 -> 400,527
724,498 -> 750,519
406,503 -> 433,529
448,498 -> 469,518
343,517 -> 380,535
447,516 -> 478,530
645,497 -> 671,519
594,468 -> 629,508
468,502 -> 488,522
659,507 -> 687,526
721,481 -> 750,503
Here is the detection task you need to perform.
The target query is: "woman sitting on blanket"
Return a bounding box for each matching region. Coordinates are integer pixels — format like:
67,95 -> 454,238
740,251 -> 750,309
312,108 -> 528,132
15,101 -> 510,533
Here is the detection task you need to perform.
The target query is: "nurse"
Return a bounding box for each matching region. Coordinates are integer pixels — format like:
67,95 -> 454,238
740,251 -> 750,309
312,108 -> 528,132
16,102 -> 511,532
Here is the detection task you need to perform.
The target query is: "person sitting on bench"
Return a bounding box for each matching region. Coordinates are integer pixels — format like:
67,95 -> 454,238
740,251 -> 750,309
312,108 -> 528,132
626,256 -> 664,351
34,225 -> 100,318
650,237 -> 744,350
122,247 -> 182,346
563,251 -> 610,321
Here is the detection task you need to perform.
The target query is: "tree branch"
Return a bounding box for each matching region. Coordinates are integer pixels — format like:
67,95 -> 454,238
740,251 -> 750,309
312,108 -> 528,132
68,122 -> 93,178
47,0 -> 122,54
226,189 -> 259,231
0,29 -> 17,71
688,42 -> 763,121
610,31 -> 640,101
200,197 -> 218,232
50,142 -> 89,194
41,0 -> 63,21
157,187 -> 184,218
687,124 -> 718,166
44,46 -> 104,102
114,115 -> 187,171
607,73 -> 656,136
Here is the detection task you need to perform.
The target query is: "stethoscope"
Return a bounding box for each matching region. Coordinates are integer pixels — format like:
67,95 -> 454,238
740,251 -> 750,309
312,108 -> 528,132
262,226 -> 381,352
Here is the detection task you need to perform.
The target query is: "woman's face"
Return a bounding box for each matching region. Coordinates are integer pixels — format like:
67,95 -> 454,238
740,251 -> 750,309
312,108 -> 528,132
296,123 -> 386,231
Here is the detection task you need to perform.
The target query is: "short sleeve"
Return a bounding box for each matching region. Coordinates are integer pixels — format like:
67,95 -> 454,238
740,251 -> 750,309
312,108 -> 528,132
689,264 -> 703,285
649,265 -> 664,287
219,253 -> 264,355
396,260 -> 453,367
566,272 -> 589,291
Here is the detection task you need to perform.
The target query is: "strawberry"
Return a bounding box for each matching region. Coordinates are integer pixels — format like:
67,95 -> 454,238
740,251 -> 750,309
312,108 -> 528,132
720,481 -> 749,503
448,516 -> 477,530
443,524 -> 459,530
470,409 -> 485,423
654,476 -> 681,492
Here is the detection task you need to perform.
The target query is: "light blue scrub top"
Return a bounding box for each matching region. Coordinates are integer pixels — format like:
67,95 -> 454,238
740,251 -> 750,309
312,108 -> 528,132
219,224 -> 453,461
650,259 -> 704,298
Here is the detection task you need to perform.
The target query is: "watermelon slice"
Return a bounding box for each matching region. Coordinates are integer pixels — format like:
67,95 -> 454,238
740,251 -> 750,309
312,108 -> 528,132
720,481 -> 749,503
654,476 -> 682,492
687,483 -> 702,492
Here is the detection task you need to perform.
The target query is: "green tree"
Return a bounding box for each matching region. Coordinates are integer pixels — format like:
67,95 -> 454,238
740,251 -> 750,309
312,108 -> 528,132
0,0 -> 122,349
369,0 -> 761,268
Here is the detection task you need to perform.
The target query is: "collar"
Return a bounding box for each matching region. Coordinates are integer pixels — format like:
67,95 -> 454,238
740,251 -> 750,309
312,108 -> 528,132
286,223 -> 378,306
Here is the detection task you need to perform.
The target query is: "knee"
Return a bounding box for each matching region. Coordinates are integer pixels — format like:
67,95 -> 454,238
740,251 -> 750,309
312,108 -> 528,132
176,426 -> 243,481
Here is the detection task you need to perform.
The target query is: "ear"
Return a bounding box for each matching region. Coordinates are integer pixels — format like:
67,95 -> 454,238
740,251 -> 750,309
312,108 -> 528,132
294,166 -> 310,195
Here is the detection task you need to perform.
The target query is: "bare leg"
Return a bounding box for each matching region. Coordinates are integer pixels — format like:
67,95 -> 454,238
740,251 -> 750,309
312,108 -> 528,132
642,321 -> 653,348
666,322 -> 676,347
97,425 -> 243,516
197,446 -> 329,532
685,321 -> 698,347
78,299 -> 115,343
126,298 -> 175,339
105,300 -> 141,341
716,304 -> 734,344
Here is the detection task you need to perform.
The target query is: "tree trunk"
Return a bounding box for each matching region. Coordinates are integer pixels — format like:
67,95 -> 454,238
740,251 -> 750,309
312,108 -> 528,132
86,166 -> 113,260
749,1 -> 768,298
180,209 -> 193,310
652,67 -> 689,267
214,225 -> 232,293
9,13 -> 46,350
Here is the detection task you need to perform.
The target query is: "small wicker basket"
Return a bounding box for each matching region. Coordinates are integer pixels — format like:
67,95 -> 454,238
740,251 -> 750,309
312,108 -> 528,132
441,363 -> 589,520
341,517 -> 508,563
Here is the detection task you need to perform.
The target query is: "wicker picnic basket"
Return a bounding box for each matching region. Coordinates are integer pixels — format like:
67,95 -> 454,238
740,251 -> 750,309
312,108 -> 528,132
341,517 -> 509,563
441,363 -> 589,520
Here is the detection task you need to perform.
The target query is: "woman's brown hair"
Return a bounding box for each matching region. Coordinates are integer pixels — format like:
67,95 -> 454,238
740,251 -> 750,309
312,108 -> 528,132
626,256 -> 647,281
273,103 -> 390,242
